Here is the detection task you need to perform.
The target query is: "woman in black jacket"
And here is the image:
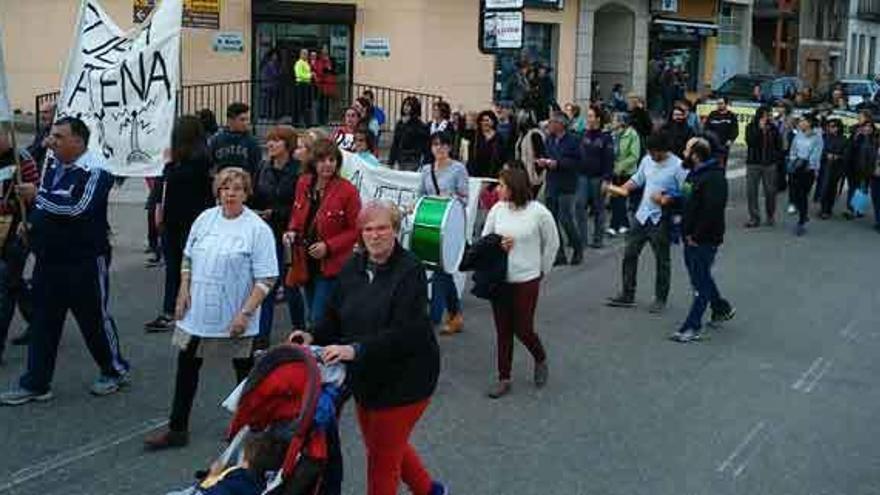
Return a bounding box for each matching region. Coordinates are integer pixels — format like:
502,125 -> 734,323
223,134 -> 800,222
144,116 -> 213,333
389,96 -> 430,171
844,119 -> 879,219
289,200 -> 445,495
251,125 -> 305,344
818,119 -> 849,218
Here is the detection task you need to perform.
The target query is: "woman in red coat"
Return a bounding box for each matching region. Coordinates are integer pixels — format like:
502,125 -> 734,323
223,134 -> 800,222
285,139 -> 361,328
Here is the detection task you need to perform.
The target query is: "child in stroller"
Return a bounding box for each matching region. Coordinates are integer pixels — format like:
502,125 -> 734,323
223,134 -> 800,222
168,344 -> 346,495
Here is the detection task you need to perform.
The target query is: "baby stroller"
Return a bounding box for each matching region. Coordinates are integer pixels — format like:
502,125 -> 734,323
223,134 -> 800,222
172,344 -> 345,495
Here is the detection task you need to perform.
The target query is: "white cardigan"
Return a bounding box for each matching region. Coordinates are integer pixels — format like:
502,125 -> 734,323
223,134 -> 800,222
482,200 -> 560,283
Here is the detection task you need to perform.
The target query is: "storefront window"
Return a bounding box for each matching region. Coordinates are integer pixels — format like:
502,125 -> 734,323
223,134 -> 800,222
493,22 -> 558,104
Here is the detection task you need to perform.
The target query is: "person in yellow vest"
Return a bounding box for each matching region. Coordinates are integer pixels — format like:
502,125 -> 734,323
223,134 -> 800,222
294,49 -> 314,126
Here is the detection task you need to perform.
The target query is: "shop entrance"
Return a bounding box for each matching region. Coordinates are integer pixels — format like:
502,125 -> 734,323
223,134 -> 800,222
252,1 -> 355,126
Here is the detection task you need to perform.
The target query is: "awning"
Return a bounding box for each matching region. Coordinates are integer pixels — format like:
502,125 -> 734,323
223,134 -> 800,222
652,18 -> 719,37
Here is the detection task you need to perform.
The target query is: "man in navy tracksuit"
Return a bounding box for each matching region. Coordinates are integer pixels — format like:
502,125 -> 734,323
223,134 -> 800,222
1,117 -> 130,406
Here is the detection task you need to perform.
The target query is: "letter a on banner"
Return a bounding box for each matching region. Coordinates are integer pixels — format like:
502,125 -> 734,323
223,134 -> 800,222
0,26 -> 12,123
57,0 -> 182,176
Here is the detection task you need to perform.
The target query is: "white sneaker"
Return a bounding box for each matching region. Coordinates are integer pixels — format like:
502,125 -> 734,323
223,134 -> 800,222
787,204 -> 797,215
606,228 -> 617,237
618,227 -> 629,235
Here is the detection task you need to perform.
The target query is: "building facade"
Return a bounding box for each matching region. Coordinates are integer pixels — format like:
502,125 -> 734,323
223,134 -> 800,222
797,0 -> 847,89
1,0 -> 591,114
845,0 -> 880,78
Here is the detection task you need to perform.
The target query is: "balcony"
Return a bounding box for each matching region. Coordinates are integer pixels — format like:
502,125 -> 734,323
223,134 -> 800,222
858,0 -> 880,21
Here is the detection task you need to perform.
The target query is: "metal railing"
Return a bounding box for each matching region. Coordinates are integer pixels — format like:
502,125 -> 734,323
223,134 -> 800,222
36,80 -> 444,135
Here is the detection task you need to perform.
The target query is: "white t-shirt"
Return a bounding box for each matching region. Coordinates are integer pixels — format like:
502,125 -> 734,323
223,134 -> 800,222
178,206 -> 279,338
482,201 -> 560,283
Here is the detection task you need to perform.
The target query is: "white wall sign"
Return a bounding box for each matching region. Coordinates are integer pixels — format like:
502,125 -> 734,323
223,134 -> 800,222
213,32 -> 245,53
482,11 -> 524,51
57,0 -> 182,177
361,37 -> 391,58
485,0 -> 524,9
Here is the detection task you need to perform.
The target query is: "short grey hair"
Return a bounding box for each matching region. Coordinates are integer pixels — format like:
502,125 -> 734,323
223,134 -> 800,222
548,111 -> 570,127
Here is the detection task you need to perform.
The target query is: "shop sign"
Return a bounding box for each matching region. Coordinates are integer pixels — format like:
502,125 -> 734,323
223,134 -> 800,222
212,32 -> 244,53
654,0 -> 678,12
361,37 -> 391,58
486,0 -> 524,9
134,0 -> 220,29
524,0 -> 564,8
481,11 -> 524,52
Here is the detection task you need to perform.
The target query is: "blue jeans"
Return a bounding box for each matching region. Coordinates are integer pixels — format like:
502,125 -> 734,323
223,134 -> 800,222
259,243 -> 306,340
681,244 -> 731,332
430,272 -> 460,325
304,276 -> 337,329
545,192 -> 582,259
575,175 -> 606,246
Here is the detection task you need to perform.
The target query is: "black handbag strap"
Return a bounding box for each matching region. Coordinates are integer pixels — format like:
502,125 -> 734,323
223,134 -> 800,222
430,164 -> 441,195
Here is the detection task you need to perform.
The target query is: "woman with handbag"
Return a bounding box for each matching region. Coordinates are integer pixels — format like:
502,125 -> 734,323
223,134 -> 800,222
418,131 -> 469,335
787,115 -> 824,236
251,125 -> 304,346
285,139 -> 361,329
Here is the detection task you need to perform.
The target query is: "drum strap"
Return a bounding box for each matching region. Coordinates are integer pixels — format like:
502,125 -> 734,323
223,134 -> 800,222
430,164 -> 441,195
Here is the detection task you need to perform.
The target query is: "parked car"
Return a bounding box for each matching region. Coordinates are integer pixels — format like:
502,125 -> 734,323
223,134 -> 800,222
827,78 -> 880,109
714,74 -> 810,105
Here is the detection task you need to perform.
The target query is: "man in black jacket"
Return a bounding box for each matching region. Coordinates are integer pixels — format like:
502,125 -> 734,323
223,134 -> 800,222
704,97 -> 739,167
671,138 -> 735,343
744,106 -> 782,227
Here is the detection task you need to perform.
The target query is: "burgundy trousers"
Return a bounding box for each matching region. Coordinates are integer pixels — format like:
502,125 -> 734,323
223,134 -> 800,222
490,278 -> 547,380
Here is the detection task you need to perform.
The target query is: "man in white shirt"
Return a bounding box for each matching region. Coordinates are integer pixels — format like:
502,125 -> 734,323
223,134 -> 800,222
604,132 -> 688,313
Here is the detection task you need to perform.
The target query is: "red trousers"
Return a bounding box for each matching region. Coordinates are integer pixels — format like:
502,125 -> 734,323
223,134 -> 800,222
356,399 -> 434,495
490,278 -> 547,380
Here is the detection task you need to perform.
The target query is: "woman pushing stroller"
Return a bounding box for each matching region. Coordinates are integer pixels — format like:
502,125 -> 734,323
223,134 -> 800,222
290,200 -> 448,495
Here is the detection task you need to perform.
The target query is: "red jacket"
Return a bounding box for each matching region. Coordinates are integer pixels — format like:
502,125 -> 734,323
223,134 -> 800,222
288,174 -> 361,278
312,56 -> 336,97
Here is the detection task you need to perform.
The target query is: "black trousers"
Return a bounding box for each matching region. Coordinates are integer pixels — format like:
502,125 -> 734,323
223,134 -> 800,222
169,335 -> 254,432
791,168 -> 816,226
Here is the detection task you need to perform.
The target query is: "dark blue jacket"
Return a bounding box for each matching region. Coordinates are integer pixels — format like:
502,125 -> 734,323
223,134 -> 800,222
579,129 -> 614,179
544,131 -> 581,195
30,151 -> 114,263
208,128 -> 261,178
198,467 -> 262,495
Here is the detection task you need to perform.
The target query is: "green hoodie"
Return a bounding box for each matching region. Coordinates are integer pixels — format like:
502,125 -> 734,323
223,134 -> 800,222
614,126 -> 641,176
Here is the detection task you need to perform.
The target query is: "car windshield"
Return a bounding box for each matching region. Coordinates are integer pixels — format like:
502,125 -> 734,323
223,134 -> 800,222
718,77 -> 762,95
843,82 -> 873,96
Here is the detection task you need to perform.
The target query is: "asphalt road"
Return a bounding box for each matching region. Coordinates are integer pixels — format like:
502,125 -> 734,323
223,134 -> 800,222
1,164 -> 879,495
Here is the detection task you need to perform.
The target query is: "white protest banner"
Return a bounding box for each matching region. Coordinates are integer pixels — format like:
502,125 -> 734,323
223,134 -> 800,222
57,0 -> 182,176
341,152 -> 487,296
0,26 -> 11,123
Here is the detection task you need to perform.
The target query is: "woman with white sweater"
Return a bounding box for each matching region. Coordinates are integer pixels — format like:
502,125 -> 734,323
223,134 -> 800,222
481,167 -> 560,399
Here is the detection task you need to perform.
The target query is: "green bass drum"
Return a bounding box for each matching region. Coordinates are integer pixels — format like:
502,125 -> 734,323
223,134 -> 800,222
409,196 -> 467,272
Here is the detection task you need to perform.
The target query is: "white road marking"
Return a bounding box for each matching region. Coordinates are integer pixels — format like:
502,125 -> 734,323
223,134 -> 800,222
840,319 -> 859,341
717,420 -> 766,474
0,418 -> 168,492
792,357 -> 825,391
803,359 -> 833,394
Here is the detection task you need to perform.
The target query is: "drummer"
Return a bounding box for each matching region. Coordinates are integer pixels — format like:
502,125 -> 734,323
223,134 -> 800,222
417,130 -> 469,335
